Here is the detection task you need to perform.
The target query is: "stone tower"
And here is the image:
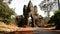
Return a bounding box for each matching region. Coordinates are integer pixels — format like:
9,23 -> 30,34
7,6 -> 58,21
16,0 -> 44,27
27,0 -> 35,27
34,6 -> 38,15
23,0 -> 43,27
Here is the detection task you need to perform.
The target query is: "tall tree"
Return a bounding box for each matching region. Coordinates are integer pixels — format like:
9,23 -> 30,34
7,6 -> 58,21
39,0 -> 56,17
58,0 -> 60,9
49,10 -> 60,29
0,0 -> 16,24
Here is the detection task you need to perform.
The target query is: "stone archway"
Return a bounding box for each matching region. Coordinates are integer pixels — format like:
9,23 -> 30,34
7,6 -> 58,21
27,14 -> 35,27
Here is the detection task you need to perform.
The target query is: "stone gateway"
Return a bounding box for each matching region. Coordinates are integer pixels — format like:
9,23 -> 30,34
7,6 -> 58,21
16,0 -> 44,27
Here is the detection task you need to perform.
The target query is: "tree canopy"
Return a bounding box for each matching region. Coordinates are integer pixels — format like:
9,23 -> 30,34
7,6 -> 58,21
49,10 -> 60,29
0,0 -> 16,24
39,0 -> 56,17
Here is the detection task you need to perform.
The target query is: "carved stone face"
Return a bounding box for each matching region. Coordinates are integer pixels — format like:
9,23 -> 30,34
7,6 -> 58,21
30,7 -> 34,12
28,1 -> 34,12
34,6 -> 37,14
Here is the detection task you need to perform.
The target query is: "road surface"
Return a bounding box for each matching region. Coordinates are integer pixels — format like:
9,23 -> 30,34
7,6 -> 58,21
33,30 -> 60,34
0,30 -> 60,34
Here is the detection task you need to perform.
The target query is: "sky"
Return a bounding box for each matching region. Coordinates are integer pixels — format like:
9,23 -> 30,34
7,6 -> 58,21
9,0 -> 57,17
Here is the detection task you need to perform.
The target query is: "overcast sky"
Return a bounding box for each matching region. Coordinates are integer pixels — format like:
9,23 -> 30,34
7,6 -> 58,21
9,0 -> 56,17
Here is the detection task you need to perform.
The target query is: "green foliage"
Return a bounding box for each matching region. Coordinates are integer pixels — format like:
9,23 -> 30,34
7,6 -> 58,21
53,10 -> 60,29
48,10 -> 60,29
54,10 -> 60,25
8,0 -> 12,4
49,10 -> 60,25
0,0 -> 16,24
48,16 -> 54,23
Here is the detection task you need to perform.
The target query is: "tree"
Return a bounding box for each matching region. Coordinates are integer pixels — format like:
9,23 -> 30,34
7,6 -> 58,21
3,0 -> 12,4
0,0 -> 16,24
15,15 -> 26,27
54,10 -> 60,29
57,0 -> 60,9
49,10 -> 60,29
39,0 -> 56,18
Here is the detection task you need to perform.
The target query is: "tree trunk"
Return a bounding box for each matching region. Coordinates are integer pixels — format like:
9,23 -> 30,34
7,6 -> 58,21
58,0 -> 60,9
55,25 -> 60,30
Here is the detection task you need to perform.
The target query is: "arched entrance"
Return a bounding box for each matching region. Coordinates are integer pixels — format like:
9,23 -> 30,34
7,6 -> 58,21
27,15 -> 34,27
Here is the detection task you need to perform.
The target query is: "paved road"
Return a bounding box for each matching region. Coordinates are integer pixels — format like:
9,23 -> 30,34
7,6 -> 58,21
33,30 -> 60,34
0,30 -> 60,34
